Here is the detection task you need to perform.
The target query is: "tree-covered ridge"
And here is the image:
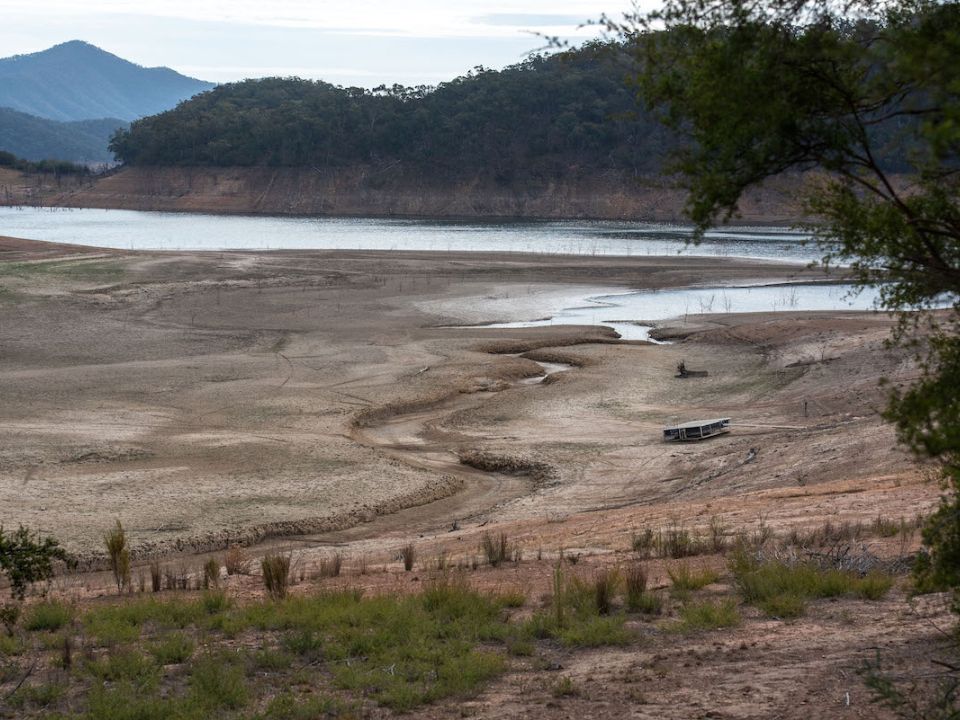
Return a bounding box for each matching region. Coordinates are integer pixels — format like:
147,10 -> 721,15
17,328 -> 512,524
109,47 -> 674,179
0,107 -> 124,164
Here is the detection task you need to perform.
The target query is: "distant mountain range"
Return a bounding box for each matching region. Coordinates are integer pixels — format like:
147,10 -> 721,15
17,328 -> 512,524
0,41 -> 214,163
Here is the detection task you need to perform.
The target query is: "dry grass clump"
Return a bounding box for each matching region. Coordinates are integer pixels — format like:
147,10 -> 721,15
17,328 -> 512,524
481,532 -> 511,567
104,520 -> 131,595
400,544 -> 416,572
317,552 -> 343,578
261,554 -> 292,601
667,562 -> 720,598
149,561 -> 162,593
592,569 -> 619,615
224,546 -> 251,576
202,558 -> 221,589
632,523 -> 714,559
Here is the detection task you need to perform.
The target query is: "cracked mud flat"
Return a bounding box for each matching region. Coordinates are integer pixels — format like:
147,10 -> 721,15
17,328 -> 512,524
0,236 -> 936,561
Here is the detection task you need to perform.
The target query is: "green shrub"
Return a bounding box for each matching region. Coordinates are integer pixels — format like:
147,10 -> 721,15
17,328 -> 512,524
252,693 -> 349,720
667,563 -> 720,597
758,593 -> 807,619
148,632 -> 194,665
104,520 -> 131,595
84,682 -> 174,720
0,633 -> 23,656
857,572 -> 895,600
23,600 -> 73,632
201,590 -> 230,615
631,528 -> 655,557
85,648 -> 159,686
593,568 -> 619,615
5,681 -> 65,710
731,552 -> 894,615
673,599 -> 741,632
555,615 -> 632,647
631,590 -> 664,615
624,563 -> 647,611
83,597 -> 206,644
0,603 -> 20,635
249,647 -> 294,671
189,653 -> 248,710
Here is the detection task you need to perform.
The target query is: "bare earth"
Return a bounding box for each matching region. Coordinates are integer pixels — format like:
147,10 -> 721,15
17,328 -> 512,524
0,235 -> 945,718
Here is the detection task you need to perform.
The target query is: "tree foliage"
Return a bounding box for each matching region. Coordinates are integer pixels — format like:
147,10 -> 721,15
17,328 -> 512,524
109,46 -> 675,182
616,0 -> 959,588
0,524 -> 68,600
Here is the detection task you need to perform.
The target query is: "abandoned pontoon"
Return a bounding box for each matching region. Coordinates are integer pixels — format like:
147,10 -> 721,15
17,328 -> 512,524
663,418 -> 731,442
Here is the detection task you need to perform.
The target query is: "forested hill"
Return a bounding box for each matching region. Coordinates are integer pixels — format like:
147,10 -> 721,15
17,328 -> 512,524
109,48 -> 676,179
0,41 -> 214,122
0,108 -> 124,163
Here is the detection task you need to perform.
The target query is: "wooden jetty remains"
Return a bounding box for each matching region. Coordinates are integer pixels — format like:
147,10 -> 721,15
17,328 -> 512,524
663,418 -> 731,442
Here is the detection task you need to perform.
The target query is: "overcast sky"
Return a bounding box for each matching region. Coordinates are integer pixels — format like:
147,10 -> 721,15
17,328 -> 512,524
0,1 -> 636,87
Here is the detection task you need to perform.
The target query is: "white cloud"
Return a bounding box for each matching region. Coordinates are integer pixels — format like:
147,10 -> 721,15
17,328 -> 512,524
0,0 -> 624,36
0,1 -> 639,86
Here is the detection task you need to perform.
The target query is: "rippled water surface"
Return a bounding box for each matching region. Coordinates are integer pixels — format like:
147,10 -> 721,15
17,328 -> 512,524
0,207 -> 820,261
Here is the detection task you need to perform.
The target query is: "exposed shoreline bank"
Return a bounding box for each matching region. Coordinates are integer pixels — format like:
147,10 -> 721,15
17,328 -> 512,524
0,165 -> 810,223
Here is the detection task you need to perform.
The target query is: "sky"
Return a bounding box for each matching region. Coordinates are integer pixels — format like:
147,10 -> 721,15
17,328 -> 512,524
0,1 -> 636,87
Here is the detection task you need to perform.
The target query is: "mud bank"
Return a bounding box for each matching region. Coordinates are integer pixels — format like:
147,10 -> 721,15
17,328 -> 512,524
0,165 -> 807,222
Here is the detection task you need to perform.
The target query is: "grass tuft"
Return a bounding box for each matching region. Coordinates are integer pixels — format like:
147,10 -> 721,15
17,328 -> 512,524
148,632 -> 194,665
481,532 -> 511,567
673,599 -> 741,632
262,554 -> 292,601
23,600 -> 73,632
731,551 -> 895,617
667,562 -> 720,598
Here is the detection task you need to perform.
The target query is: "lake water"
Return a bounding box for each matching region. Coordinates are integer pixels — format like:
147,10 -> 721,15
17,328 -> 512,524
470,283 -> 884,340
0,206 -> 821,262
2,206 -> 901,339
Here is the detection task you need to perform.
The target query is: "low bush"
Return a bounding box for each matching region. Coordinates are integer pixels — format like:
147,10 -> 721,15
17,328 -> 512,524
188,653 -> 248,710
149,561 -> 162,593
758,593 -> 807,619
104,520 -> 131,595
202,559 -> 221,589
317,552 -> 342,578
623,563 -> 647,611
667,563 -> 720,598
481,532 -> 511,567
23,600 -> 73,632
224,546 -> 251,576
148,632 -> 194,665
673,599 -> 741,632
592,568 -> 618,615
731,551 -> 895,616
262,554 -> 291,601
400,543 -> 416,572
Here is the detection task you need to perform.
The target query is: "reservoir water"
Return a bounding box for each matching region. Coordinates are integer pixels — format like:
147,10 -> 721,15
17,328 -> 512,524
0,207 -> 820,262
2,206 -> 907,339
467,283 -> 884,340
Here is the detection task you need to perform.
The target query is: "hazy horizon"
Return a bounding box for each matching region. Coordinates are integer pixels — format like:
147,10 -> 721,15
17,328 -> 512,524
0,1 -> 633,87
